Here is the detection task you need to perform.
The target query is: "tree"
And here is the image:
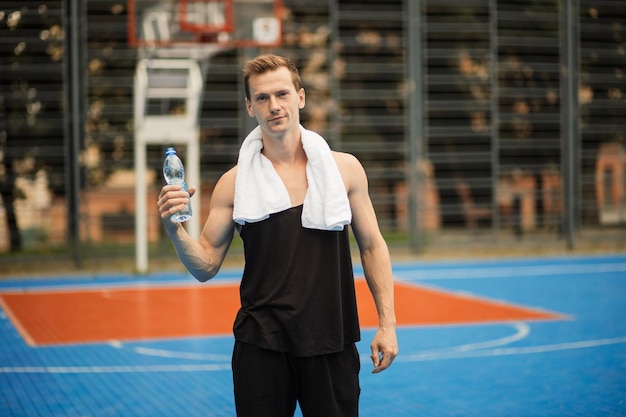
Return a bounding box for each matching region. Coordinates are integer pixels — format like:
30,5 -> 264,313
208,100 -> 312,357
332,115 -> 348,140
0,1 -> 65,251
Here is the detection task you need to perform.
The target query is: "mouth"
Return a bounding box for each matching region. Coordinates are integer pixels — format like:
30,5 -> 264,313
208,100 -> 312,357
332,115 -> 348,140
268,115 -> 285,123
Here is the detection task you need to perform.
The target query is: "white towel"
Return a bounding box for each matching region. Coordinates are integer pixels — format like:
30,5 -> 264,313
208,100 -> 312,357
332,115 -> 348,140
233,125 -> 351,231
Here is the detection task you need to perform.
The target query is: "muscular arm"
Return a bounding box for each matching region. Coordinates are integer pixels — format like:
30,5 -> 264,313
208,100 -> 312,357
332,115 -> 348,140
334,152 -> 398,373
158,167 -> 237,282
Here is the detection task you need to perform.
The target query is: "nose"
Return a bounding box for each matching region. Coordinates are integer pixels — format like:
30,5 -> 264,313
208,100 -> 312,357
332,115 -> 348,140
269,96 -> 280,114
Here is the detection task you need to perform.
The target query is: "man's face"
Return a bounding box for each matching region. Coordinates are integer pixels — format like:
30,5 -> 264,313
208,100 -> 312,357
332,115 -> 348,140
245,67 -> 305,138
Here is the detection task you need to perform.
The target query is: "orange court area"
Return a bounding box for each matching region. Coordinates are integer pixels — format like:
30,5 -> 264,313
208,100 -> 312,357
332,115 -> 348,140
0,280 -> 564,347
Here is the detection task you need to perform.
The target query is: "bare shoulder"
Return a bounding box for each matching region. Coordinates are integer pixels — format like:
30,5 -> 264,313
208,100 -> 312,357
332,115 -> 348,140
332,151 -> 367,191
332,150 -> 361,169
221,165 -> 238,183
211,166 -> 237,207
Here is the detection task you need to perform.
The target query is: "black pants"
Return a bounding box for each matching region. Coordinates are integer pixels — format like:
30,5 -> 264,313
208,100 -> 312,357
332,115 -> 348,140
232,341 -> 361,417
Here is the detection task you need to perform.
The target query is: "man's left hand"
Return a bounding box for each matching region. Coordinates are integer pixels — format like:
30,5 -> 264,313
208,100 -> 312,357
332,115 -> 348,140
370,327 -> 398,373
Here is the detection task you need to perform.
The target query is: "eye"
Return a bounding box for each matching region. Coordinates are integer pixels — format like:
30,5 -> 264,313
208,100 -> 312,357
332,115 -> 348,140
255,95 -> 268,103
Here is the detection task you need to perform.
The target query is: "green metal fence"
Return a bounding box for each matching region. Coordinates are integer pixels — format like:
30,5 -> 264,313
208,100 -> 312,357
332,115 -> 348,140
1,0 -> 625,271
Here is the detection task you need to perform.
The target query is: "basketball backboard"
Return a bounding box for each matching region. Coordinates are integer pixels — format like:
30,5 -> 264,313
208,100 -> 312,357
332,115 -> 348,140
127,0 -> 283,49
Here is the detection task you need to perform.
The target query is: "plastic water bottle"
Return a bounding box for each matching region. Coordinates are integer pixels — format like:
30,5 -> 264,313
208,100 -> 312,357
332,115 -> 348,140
163,147 -> 192,222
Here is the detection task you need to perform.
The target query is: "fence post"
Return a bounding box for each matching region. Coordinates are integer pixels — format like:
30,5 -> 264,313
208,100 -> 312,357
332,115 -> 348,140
560,0 -> 580,250
406,0 -> 425,252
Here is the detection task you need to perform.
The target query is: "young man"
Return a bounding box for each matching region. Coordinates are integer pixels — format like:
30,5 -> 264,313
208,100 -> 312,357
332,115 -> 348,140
157,54 -> 398,417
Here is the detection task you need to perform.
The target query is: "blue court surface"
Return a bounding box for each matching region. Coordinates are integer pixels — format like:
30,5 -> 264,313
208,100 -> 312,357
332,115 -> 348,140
1,254 -> 625,416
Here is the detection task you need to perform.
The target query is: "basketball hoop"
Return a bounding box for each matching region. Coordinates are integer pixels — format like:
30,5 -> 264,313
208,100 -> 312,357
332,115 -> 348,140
127,0 -> 283,50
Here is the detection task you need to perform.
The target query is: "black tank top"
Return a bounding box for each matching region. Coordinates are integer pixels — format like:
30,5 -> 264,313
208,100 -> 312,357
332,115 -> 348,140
234,205 -> 361,357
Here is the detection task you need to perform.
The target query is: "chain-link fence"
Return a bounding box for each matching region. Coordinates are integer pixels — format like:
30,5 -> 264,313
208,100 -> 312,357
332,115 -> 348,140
1,0 -> 625,273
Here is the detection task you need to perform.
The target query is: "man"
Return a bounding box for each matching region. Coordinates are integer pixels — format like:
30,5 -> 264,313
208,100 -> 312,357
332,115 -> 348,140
157,54 -> 398,417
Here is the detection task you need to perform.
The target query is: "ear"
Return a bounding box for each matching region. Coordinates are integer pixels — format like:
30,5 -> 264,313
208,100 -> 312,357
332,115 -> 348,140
245,98 -> 255,117
298,88 -> 306,109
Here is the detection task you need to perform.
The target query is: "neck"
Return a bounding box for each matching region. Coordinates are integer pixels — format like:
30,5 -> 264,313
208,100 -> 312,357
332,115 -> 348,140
260,125 -> 305,164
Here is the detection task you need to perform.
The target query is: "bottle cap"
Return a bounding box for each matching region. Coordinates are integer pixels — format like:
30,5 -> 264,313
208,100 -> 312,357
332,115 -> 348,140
165,147 -> 176,156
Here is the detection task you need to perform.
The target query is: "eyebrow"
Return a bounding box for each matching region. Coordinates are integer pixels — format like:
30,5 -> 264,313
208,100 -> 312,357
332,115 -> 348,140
253,89 -> 291,99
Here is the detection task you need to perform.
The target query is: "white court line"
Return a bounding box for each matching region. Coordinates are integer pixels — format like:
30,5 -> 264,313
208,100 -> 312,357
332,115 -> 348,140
131,346 -> 231,361
0,364 -> 231,374
3,333 -> 625,374
1,262 -> 623,292
0,297 -> 36,347
0,279 -> 242,294
398,262 -> 626,281
361,322 -> 529,363
394,336 -> 626,362
133,322 -> 528,364
415,322 -> 530,354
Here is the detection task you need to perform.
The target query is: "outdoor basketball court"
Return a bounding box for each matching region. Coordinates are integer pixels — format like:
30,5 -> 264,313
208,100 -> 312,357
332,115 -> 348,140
1,253 -> 625,416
